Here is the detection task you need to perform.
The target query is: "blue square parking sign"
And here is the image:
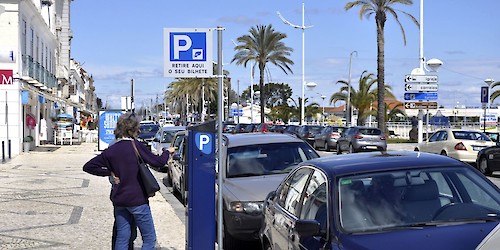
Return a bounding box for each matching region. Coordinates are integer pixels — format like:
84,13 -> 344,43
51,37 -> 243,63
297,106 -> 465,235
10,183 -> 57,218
170,32 -> 206,61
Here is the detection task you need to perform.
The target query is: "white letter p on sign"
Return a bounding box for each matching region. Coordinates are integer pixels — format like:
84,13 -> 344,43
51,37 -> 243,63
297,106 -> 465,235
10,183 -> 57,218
173,35 -> 192,60
198,134 -> 210,151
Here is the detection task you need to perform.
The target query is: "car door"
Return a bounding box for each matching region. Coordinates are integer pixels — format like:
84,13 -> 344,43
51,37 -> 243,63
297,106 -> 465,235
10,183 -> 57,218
337,128 -> 350,151
420,131 -> 441,153
269,168 -> 313,250
290,169 -> 328,250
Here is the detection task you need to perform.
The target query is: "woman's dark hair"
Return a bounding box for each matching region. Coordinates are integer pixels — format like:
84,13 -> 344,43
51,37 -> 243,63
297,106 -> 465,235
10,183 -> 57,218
114,112 -> 139,139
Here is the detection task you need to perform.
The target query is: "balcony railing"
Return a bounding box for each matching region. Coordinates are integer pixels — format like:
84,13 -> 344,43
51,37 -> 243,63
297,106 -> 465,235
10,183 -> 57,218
21,55 -> 57,88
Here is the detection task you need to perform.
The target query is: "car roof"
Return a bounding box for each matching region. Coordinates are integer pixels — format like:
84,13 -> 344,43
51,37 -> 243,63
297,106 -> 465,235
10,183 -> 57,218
223,132 -> 305,147
160,126 -> 186,131
302,151 -> 467,177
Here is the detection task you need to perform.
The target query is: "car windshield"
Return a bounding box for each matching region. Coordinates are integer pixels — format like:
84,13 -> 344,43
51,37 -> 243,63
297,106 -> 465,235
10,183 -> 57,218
453,131 -> 491,141
338,167 -> 500,233
226,142 -> 319,178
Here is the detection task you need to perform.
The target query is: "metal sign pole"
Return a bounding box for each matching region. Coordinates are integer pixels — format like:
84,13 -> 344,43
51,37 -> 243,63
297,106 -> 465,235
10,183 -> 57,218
216,26 -> 224,250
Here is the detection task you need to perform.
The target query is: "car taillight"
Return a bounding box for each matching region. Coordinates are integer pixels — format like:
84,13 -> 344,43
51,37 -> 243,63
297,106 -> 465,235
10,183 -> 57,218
331,132 -> 340,138
380,136 -> 386,140
454,142 -> 467,151
354,135 -> 363,139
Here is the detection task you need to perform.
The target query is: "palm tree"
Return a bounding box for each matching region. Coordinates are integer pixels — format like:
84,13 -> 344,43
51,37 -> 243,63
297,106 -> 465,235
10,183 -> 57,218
345,0 -> 418,132
232,24 -> 294,123
385,102 -> 407,122
491,81 -> 500,104
330,71 -> 395,126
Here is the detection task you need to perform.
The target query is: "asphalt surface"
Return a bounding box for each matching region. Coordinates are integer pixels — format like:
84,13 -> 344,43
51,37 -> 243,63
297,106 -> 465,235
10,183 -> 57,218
1,141 -> 498,250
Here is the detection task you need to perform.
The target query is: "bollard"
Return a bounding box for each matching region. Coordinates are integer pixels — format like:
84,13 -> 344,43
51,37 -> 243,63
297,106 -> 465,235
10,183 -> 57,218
8,140 -> 11,159
2,141 -> 5,163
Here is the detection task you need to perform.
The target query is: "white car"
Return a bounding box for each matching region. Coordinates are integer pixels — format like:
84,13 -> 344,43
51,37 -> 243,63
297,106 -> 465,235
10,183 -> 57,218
414,129 -> 496,163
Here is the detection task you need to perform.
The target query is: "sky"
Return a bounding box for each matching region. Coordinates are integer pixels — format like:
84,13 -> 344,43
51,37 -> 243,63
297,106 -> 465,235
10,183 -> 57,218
70,0 -> 500,111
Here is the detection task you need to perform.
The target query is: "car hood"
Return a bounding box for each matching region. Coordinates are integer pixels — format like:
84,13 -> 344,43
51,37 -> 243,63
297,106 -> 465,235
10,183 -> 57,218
338,222 -> 498,250
223,174 -> 287,201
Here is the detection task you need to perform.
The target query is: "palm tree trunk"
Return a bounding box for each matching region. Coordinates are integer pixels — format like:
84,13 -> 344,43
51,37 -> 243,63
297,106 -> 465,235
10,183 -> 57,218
259,65 -> 265,123
376,16 -> 386,133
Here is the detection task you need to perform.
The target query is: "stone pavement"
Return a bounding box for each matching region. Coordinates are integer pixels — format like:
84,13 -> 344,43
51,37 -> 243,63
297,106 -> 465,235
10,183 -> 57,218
0,142 -> 185,250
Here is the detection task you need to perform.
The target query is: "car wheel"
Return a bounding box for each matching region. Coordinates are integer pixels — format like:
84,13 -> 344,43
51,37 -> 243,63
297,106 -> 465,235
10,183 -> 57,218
313,141 -> 319,150
336,144 -> 342,155
324,142 -> 330,152
479,157 -> 492,176
414,147 -> 419,151
440,150 -> 447,156
349,144 -> 355,154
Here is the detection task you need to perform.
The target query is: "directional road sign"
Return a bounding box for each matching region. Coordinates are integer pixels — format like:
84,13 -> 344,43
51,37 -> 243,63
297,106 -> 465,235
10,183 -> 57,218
404,83 -> 438,92
404,92 -> 438,101
404,74 -> 438,83
164,28 -> 214,78
404,102 -> 438,109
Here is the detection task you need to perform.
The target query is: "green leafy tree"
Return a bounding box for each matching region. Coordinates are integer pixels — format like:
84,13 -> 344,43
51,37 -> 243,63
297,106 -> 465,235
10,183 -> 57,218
491,81 -> 500,104
345,0 -> 418,132
241,82 -> 293,109
232,24 -> 294,123
330,71 -> 395,126
287,96 -> 320,123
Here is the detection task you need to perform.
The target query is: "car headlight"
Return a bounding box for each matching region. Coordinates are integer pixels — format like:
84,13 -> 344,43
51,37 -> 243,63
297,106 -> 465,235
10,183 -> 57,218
229,201 -> 264,214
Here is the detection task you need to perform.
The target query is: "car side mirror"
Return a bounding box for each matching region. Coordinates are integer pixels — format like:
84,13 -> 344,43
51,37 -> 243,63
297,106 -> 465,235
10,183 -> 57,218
153,138 -> 159,142
295,220 -> 321,238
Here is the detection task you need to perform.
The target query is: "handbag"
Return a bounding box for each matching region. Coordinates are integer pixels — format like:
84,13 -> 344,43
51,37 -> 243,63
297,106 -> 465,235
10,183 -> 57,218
131,141 -> 160,197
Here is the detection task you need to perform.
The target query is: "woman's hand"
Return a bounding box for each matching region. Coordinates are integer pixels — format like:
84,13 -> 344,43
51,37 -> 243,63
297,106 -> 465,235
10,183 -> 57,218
111,172 -> 120,185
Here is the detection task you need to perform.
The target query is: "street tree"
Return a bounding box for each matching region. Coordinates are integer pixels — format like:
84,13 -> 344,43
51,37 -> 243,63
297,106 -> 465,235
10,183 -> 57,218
241,82 -> 293,109
345,0 -> 418,131
330,71 -> 395,126
232,24 -> 294,123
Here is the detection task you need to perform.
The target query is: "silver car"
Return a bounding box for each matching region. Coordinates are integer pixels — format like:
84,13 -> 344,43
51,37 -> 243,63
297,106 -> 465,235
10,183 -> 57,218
336,126 -> 387,154
220,133 -> 320,249
150,126 -> 186,155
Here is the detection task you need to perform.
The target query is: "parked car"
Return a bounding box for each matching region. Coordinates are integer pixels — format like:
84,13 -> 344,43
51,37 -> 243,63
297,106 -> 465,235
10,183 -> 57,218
233,123 -> 253,133
269,124 -> 287,133
167,130 -> 188,204
254,123 -> 273,132
313,126 -> 346,151
476,142 -> 500,176
297,125 -> 324,145
414,129 -> 496,164
260,151 -> 500,250
222,122 -> 237,133
284,124 -> 301,136
336,126 -> 387,154
137,123 -> 160,150
150,126 -> 186,156
220,133 -> 320,249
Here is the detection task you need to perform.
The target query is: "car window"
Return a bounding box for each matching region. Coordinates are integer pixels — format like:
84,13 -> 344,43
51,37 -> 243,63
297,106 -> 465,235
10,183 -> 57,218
162,130 -> 178,143
338,167 -> 500,233
300,170 -> 328,231
453,131 -> 491,141
226,142 -> 319,178
428,132 -> 440,142
359,128 -> 381,135
278,168 -> 312,216
173,134 -> 184,148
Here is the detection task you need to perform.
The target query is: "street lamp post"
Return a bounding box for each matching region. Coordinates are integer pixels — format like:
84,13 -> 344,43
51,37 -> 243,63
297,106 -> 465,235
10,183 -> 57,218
321,95 -> 326,125
484,78 -> 495,132
347,51 -> 357,127
278,2 -> 313,125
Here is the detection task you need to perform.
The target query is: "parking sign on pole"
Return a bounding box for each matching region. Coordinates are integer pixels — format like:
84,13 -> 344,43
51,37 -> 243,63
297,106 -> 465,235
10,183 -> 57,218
164,28 -> 214,78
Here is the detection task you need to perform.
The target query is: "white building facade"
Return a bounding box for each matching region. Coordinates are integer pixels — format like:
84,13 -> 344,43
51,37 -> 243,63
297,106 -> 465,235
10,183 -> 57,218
0,0 -> 97,157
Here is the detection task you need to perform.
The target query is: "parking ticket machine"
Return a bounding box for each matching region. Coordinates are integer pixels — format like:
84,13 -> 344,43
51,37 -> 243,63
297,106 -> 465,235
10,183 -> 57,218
187,120 -> 216,249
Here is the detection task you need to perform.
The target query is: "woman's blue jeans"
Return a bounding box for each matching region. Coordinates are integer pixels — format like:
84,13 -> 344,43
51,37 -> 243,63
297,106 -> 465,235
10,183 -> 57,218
114,204 -> 156,250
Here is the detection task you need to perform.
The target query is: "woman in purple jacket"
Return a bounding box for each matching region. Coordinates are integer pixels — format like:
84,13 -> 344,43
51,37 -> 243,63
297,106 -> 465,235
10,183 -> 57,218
83,112 -> 174,249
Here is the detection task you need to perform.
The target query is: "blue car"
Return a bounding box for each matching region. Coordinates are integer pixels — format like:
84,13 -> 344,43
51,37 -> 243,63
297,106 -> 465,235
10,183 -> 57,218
260,151 -> 500,250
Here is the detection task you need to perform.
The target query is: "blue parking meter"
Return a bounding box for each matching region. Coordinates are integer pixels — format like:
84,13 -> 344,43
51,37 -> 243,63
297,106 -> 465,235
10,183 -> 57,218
187,120 -> 216,249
